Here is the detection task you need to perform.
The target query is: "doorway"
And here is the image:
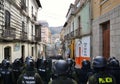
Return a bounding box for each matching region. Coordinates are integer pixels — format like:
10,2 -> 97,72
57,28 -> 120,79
102,21 -> 110,59
21,45 -> 25,62
4,46 -> 11,60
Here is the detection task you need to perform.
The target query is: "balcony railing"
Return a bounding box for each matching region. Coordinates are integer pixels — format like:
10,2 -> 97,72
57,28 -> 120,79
35,35 -> 41,41
20,31 -> 28,41
2,28 -> 16,39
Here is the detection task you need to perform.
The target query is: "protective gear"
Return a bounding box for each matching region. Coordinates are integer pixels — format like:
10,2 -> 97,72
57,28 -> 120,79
92,56 -> 107,69
87,56 -> 116,84
87,72 -> 116,84
53,60 -> 70,76
17,58 -> 43,84
0,59 -> 14,84
26,59 -> 35,71
76,60 -> 92,84
107,57 -> 119,67
2,59 -> 10,68
107,57 -> 120,84
82,59 -> 90,68
36,58 -> 42,69
25,56 -> 32,62
66,58 -> 74,67
49,59 -> 77,84
37,59 -> 51,84
12,58 -> 23,84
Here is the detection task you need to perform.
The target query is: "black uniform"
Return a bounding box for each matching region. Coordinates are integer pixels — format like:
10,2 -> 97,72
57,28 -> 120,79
12,58 -> 23,84
87,56 -> 116,84
0,59 -> 14,84
76,60 -> 92,84
49,59 -> 77,84
37,59 -> 51,84
17,58 -> 43,84
107,57 -> 120,84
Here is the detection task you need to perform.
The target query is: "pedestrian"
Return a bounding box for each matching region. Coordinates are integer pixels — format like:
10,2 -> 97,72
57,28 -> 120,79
87,56 -> 116,84
49,59 -> 78,84
17,58 -> 43,84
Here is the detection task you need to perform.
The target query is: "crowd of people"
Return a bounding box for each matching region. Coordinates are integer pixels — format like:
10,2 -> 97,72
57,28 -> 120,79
0,55 -> 119,84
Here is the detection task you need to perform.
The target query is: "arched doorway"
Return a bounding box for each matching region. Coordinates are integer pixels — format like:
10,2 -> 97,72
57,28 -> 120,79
4,46 -> 11,60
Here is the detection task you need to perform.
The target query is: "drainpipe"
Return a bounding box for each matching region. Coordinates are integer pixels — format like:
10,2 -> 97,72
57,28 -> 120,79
89,0 -> 93,60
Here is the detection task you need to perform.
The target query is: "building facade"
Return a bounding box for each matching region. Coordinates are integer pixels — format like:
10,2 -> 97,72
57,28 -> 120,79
92,0 -> 120,60
63,0 -> 91,67
40,21 -> 51,44
0,0 -> 42,62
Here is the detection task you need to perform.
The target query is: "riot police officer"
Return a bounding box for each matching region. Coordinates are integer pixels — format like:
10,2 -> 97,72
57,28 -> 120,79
12,58 -> 23,84
76,59 -> 92,84
0,59 -> 14,84
37,59 -> 50,84
87,56 -> 116,84
49,59 -> 78,84
107,57 -> 120,84
66,58 -> 78,81
17,58 -> 43,84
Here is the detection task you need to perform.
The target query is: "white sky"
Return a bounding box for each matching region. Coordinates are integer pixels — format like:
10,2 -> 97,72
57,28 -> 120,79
37,0 -> 75,27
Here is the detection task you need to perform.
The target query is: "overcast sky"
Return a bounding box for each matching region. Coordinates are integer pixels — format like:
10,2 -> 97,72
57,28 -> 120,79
37,0 -> 75,27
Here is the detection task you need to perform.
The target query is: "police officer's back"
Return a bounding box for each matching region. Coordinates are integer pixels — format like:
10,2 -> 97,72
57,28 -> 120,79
66,58 -> 78,81
76,59 -> 92,84
17,58 -> 43,84
87,56 -> 116,84
12,58 -> 23,84
49,59 -> 77,84
107,57 -> 120,84
0,59 -> 14,84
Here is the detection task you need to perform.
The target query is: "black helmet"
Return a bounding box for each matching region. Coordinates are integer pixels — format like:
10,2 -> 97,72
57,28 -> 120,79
53,60 -> 70,75
66,58 -> 74,67
82,59 -> 90,68
13,58 -> 21,66
92,56 -> 107,69
107,57 -> 119,67
25,56 -> 32,62
26,59 -> 35,71
2,59 -> 10,68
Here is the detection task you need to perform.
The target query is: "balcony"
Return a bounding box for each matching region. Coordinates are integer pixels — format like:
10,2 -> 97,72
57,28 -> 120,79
20,31 -> 28,41
2,28 -> 16,40
35,35 -> 41,41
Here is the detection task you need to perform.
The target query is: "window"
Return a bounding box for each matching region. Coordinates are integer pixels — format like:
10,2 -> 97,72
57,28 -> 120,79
78,16 -> 81,27
22,21 -> 25,31
0,0 -> 4,10
31,6 -> 33,17
5,10 -> 11,29
31,25 -> 33,35
32,47 -> 34,56
21,0 -> 26,10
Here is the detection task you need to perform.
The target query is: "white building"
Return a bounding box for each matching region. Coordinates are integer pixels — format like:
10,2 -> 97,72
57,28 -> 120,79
0,0 -> 42,62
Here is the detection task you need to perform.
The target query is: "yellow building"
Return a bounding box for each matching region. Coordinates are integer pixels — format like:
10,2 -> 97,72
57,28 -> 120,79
92,0 -> 120,60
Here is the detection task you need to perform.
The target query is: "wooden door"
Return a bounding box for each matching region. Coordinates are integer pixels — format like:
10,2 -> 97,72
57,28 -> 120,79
102,21 -> 110,59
